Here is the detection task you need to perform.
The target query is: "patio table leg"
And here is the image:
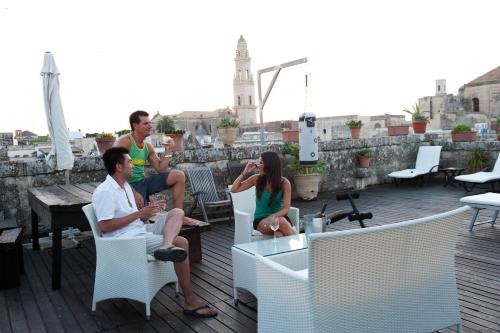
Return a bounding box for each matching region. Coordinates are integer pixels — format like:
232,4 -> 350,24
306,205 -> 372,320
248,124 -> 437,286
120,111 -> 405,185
31,210 -> 39,251
52,226 -> 62,289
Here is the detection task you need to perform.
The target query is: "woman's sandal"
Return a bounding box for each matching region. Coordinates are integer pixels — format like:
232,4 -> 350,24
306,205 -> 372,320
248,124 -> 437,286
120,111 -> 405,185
183,305 -> 218,318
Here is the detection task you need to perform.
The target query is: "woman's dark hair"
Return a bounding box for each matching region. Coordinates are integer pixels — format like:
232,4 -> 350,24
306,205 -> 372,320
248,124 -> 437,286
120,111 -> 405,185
129,110 -> 149,131
256,151 -> 282,206
103,147 -> 129,175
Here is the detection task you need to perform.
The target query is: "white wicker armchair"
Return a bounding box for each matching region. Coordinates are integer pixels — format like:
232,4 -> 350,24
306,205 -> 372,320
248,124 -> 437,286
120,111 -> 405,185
82,204 -> 178,320
229,186 -> 299,244
256,206 -> 470,333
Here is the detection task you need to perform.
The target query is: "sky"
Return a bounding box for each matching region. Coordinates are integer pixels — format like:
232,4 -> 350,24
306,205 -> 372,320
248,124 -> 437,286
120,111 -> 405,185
1,0 -> 500,135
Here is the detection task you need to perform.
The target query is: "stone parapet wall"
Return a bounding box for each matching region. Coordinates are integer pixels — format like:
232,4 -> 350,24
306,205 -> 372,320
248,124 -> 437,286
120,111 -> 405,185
3,136 -> 500,234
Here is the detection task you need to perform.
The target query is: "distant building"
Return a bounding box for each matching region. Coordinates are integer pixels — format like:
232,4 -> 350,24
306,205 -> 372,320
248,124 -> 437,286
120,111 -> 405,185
316,114 -> 407,140
0,132 -> 13,146
419,66 -> 500,130
14,130 -> 38,145
233,35 -> 257,126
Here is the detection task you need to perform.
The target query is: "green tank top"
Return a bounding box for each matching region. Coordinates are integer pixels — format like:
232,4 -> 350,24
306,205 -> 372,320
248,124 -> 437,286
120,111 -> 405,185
254,189 -> 283,220
128,134 -> 149,184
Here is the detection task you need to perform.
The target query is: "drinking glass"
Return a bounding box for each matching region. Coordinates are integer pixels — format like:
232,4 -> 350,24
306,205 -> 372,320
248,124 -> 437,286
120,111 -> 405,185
270,216 -> 280,243
163,135 -> 173,158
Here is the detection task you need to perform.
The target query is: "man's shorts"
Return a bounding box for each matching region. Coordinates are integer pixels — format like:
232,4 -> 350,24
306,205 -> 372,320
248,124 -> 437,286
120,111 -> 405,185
131,172 -> 170,202
144,211 -> 170,254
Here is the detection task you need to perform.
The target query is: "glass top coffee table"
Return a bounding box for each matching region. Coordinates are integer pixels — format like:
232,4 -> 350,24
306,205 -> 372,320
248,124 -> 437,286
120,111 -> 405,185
232,234 -> 309,304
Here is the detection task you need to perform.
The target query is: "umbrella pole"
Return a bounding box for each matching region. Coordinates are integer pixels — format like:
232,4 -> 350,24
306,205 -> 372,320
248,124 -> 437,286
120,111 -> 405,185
64,170 -> 70,185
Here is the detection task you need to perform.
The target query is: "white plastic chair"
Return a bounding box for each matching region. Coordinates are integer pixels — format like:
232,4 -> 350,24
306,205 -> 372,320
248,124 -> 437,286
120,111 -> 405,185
388,146 -> 442,183
256,206 -> 470,333
229,186 -> 299,244
455,153 -> 500,191
82,204 -> 179,320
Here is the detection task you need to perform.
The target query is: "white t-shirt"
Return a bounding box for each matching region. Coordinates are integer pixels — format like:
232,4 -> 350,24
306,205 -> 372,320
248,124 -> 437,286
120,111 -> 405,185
92,175 -> 148,238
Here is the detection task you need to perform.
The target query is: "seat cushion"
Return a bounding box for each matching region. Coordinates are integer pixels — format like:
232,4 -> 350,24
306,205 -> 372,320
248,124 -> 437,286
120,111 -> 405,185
251,229 -> 264,236
460,192 -> 500,206
455,172 -> 500,184
388,169 -> 427,179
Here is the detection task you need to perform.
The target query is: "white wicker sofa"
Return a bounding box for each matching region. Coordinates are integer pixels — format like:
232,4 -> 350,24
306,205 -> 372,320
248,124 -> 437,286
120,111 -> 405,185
82,204 -> 179,320
256,206 -> 470,333
229,186 -> 299,244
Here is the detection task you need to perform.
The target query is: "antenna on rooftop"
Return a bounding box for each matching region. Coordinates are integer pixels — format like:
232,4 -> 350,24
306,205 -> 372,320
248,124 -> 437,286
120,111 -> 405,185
257,57 -> 308,145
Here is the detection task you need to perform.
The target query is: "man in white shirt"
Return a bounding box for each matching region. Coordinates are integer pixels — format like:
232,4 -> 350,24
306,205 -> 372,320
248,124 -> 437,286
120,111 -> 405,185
92,147 -> 217,318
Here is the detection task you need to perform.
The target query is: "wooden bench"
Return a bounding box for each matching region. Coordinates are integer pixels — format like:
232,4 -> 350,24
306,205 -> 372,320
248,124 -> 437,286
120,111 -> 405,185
29,183 -> 209,290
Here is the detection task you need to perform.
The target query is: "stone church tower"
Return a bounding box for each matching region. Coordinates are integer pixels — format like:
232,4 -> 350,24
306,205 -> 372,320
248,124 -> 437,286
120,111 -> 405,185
233,35 -> 257,125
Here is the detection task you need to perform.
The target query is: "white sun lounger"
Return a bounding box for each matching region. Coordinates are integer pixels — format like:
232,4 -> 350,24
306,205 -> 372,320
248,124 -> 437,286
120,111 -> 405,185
460,192 -> 500,231
388,146 -> 442,183
455,154 -> 500,191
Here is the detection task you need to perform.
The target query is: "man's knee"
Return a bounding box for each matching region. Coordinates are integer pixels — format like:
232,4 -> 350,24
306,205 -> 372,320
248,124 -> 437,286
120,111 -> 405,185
168,170 -> 185,184
169,208 -> 184,220
174,236 -> 189,251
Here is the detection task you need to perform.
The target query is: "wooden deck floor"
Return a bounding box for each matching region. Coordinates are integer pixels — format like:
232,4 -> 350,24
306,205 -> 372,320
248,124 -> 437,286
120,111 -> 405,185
2,182 -> 500,332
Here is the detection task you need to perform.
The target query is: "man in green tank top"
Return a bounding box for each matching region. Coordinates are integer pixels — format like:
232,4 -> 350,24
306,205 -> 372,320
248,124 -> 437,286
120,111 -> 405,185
115,110 -> 187,210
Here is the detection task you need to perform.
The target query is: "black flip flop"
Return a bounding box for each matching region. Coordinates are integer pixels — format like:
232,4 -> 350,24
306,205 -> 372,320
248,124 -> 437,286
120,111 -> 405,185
183,305 -> 218,318
153,246 -> 187,262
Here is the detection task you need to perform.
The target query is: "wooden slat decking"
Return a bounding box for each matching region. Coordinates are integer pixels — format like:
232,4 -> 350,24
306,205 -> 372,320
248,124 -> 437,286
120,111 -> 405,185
2,182 -> 500,332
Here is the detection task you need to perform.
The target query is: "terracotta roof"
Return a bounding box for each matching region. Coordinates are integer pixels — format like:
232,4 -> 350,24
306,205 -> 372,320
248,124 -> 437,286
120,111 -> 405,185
467,65 -> 500,86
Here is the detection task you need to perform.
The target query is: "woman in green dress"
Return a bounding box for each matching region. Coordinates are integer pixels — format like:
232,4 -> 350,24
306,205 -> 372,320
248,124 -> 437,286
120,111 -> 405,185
231,151 -> 296,237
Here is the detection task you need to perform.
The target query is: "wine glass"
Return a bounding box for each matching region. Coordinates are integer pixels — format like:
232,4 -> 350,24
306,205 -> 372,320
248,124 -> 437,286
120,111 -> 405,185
163,135 -> 173,158
270,216 -> 280,243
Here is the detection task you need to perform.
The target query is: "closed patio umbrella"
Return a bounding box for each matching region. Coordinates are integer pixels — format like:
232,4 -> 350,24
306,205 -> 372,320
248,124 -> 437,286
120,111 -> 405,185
41,52 -> 74,170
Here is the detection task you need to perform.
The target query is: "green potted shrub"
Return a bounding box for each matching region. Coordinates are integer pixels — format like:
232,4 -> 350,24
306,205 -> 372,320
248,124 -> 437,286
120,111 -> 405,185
357,148 -> 373,168
217,115 -> 240,147
451,123 -> 476,142
402,102 -> 428,134
466,146 -> 489,173
283,142 -> 325,200
346,119 -> 363,139
95,132 -> 116,154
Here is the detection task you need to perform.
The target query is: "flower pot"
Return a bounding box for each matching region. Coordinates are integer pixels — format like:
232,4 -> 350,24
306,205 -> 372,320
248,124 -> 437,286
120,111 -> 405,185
295,173 -> 321,201
387,125 -> 409,136
95,137 -> 116,154
412,120 -> 427,134
217,127 -> 239,147
349,126 -> 361,139
451,131 -> 476,142
358,155 -> 371,168
165,133 -> 184,151
282,129 -> 299,143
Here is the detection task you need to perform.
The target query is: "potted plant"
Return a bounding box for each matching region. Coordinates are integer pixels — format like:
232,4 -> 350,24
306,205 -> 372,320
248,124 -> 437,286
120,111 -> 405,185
357,148 -> 373,168
163,129 -> 185,152
387,123 -> 410,136
451,123 -> 476,142
466,146 -> 489,173
346,119 -> 363,139
283,142 -> 325,201
217,115 -> 240,147
95,132 -> 115,154
402,102 -> 428,134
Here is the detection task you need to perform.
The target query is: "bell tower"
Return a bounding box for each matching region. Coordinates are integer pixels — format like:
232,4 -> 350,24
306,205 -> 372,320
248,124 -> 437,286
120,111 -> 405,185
233,35 -> 257,125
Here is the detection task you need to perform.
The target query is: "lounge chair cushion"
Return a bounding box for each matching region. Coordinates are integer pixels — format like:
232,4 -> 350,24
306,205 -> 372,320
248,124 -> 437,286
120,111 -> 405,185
460,192 -> 500,206
455,172 -> 500,184
388,169 -> 428,179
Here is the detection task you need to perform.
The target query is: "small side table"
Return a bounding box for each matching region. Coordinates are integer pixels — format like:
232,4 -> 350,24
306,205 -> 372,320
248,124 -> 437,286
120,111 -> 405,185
440,167 -> 465,187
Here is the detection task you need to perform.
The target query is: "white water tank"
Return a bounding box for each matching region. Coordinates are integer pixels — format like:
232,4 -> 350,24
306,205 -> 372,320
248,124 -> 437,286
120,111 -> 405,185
299,112 -> 318,165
